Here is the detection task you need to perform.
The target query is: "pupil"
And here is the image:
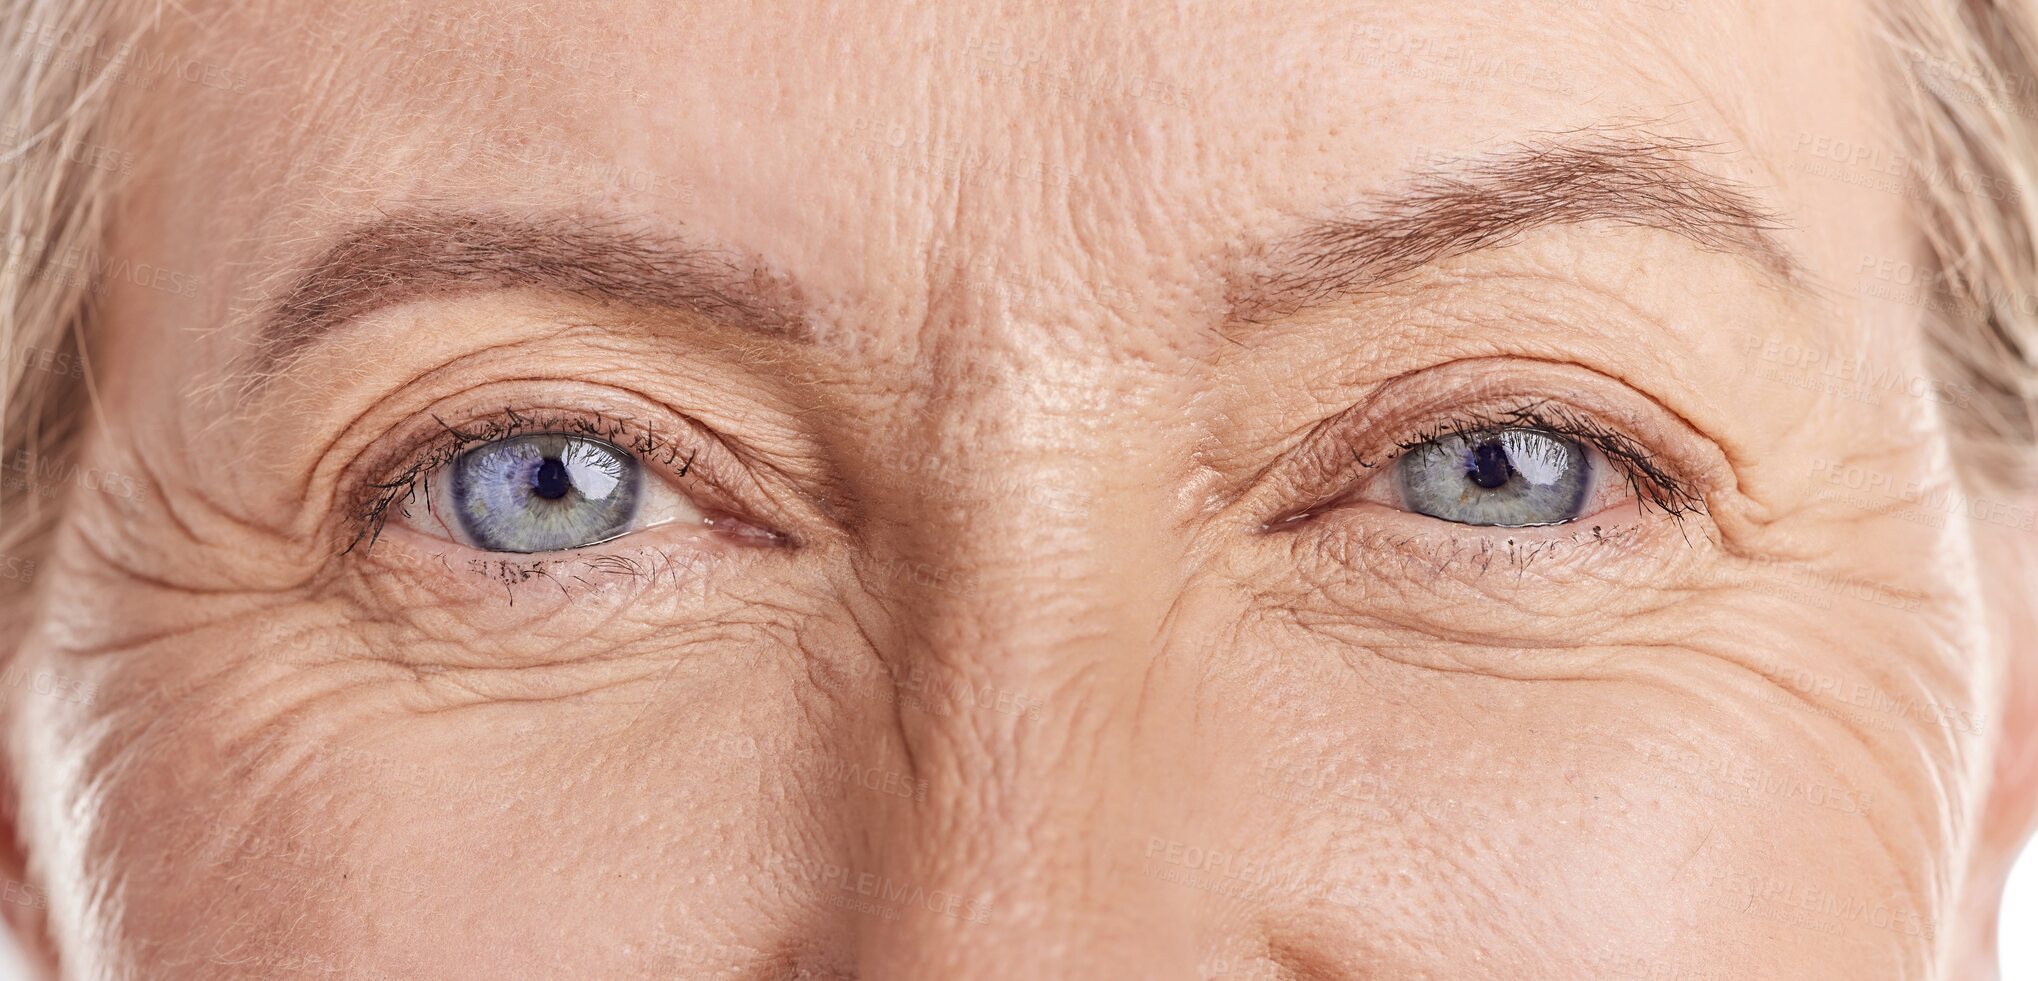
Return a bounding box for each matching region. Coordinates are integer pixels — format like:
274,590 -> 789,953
1465,440 -> 1513,490
531,457 -> 573,500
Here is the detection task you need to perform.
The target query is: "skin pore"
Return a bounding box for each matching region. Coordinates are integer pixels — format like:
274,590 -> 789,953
2,0 -> 2035,978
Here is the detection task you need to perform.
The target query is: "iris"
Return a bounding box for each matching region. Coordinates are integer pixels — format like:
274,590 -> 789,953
449,434 -> 641,552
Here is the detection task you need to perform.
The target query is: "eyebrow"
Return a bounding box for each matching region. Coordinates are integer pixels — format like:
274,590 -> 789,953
248,131 -> 1796,377
245,209 -> 812,381
1226,130 -> 1806,324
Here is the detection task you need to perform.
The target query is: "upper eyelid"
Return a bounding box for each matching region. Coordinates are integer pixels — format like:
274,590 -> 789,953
1378,412 -> 1699,517
1382,406 -> 1701,513
1246,364 -> 1719,530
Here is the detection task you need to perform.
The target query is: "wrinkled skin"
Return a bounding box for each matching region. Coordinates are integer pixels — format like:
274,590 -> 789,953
2,1 -> 2036,979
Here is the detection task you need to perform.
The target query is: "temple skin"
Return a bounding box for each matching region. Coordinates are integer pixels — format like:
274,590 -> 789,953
1,0 -> 2035,979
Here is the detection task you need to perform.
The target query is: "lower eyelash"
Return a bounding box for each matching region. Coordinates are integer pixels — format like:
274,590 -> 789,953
1312,515 -> 1654,581
453,548 -> 716,604
345,409 -> 700,556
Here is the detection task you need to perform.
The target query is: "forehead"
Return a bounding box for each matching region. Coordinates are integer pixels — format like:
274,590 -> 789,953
135,0 -> 1898,358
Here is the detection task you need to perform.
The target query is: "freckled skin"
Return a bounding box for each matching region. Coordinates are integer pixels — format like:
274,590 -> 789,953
2,2 -> 2036,980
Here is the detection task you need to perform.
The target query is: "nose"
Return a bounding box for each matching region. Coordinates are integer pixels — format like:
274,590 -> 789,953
844,446 -> 1215,979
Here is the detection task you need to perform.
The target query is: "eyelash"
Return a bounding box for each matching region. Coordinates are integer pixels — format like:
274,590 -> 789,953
1382,400 -> 1705,520
342,394 -> 1696,578
1277,398 -> 1706,531
344,408 -> 702,555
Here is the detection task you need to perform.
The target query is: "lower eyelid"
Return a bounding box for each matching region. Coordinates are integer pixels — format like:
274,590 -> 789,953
346,529 -> 730,612
1285,438 -> 1649,542
1276,501 -> 1663,590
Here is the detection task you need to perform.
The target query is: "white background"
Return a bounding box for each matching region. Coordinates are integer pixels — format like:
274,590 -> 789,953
0,838 -> 2026,976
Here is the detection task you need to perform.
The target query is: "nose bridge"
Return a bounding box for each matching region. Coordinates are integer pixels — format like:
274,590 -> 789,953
875,452 -> 1158,828
873,417 -> 1172,777
874,363 -> 1171,695
845,412 -> 1209,977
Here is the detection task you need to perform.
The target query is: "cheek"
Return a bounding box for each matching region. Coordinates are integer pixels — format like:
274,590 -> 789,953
12,569 -> 881,979
35,670 -> 837,979
12,662 -> 374,979
1206,576 -> 1974,976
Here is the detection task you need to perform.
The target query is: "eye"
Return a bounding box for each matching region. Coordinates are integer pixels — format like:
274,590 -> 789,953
397,433 -> 702,552
1395,427 -> 1598,527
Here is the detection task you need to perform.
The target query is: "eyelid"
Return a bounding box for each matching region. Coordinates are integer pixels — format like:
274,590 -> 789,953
338,401 -> 772,556
1253,359 -> 1716,532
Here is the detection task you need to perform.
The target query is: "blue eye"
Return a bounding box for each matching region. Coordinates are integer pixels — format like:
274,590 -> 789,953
1396,428 -> 1591,526
447,434 -> 642,552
